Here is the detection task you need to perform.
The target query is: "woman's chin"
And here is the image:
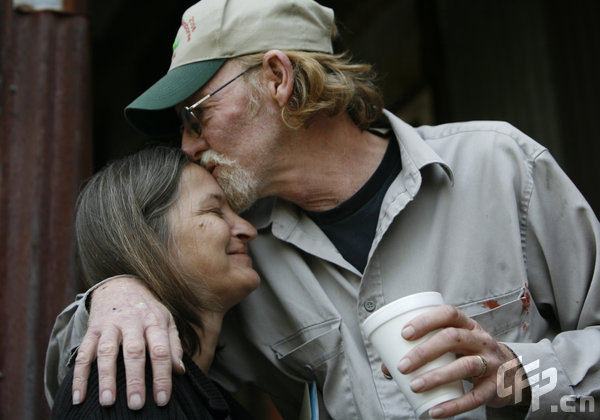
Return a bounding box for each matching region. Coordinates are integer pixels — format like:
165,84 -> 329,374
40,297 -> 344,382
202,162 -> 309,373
220,271 -> 261,311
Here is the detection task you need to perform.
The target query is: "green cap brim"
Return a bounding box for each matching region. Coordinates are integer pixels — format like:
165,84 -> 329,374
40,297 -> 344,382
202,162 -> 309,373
124,59 -> 226,136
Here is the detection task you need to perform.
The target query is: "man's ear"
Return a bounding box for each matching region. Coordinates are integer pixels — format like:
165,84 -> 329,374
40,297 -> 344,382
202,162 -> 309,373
262,50 -> 294,107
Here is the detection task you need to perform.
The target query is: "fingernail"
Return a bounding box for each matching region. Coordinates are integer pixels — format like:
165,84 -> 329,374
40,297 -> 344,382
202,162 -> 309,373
397,357 -> 411,373
129,393 -> 143,410
100,390 -> 114,406
156,391 -> 168,406
402,325 -> 415,339
179,359 -> 186,373
410,377 -> 424,392
72,390 -> 81,405
430,407 -> 444,418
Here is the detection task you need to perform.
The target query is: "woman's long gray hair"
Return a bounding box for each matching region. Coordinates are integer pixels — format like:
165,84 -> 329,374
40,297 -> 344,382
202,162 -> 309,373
75,146 -> 206,354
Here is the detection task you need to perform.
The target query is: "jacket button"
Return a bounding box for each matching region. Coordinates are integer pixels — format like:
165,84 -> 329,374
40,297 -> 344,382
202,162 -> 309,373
364,300 -> 376,312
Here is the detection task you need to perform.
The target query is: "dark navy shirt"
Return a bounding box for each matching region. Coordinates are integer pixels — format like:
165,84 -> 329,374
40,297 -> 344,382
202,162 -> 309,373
307,134 -> 401,272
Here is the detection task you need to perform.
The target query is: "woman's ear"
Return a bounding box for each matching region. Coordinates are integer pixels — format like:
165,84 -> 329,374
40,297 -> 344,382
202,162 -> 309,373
261,50 -> 294,107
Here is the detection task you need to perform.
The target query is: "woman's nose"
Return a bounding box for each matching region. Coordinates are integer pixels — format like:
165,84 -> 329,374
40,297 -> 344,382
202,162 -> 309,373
231,214 -> 258,243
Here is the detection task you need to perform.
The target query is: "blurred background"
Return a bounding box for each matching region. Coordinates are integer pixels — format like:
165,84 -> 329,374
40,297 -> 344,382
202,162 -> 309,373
1,0 -> 599,418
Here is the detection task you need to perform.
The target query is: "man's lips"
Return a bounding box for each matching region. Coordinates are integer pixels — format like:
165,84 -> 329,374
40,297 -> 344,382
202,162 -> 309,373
211,165 -> 221,177
205,164 -> 217,176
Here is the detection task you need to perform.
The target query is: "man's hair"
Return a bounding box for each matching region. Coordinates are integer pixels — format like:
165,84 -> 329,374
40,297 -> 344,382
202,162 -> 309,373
239,49 -> 384,130
75,146 -> 210,355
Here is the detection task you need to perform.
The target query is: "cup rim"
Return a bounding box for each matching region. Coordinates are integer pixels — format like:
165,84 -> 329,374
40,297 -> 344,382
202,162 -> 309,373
361,291 -> 444,337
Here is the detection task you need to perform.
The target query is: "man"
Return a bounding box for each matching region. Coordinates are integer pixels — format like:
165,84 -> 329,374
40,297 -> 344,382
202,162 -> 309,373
46,0 -> 600,418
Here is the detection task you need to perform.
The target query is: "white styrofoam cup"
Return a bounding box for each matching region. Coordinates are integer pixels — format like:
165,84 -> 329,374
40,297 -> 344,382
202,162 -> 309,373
362,292 -> 464,419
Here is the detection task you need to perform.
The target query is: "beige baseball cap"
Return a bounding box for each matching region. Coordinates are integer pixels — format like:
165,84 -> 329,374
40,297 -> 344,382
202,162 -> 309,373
125,0 -> 335,136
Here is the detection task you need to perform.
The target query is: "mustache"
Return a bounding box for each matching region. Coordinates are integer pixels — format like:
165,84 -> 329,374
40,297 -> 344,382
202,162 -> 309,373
198,150 -> 258,213
200,150 -> 236,169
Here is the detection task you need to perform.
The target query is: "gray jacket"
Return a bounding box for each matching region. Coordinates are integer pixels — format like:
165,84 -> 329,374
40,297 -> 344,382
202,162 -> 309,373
46,111 -> 600,419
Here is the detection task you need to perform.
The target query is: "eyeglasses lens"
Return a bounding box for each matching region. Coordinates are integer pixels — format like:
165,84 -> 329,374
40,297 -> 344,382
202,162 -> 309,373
181,107 -> 202,137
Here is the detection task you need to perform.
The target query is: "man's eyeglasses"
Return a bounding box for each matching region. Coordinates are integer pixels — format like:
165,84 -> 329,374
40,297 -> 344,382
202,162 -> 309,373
179,64 -> 260,137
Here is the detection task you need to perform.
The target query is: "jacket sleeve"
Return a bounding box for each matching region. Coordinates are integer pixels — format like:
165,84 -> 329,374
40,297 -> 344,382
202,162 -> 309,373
507,148 -> 600,419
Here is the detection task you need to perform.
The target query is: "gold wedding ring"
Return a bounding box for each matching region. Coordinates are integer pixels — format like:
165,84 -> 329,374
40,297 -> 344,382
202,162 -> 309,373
475,354 -> 488,378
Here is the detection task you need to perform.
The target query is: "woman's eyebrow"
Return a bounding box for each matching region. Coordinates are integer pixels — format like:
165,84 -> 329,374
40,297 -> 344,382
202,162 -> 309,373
199,192 -> 225,207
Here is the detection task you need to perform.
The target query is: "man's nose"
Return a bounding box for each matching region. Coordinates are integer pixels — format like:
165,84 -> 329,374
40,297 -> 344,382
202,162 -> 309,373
181,131 -> 208,161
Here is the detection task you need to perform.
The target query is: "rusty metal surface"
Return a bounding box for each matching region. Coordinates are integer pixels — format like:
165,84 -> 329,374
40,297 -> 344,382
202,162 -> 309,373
0,4 -> 91,419
13,0 -> 82,14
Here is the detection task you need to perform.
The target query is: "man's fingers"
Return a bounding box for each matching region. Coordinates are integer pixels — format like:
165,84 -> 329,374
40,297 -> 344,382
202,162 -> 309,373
398,327 -> 486,374
402,305 -> 478,341
407,355 -> 491,394
168,320 -> 185,375
146,320 -> 174,406
389,304 -> 521,417
72,331 -> 99,405
122,332 -> 147,410
428,379 -> 498,418
96,327 -> 121,406
381,364 -> 392,377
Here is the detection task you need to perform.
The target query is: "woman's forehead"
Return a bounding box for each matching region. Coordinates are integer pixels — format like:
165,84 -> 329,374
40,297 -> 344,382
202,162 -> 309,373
179,164 -> 224,203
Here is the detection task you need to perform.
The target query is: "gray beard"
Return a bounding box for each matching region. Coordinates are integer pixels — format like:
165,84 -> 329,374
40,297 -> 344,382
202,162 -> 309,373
200,150 -> 260,213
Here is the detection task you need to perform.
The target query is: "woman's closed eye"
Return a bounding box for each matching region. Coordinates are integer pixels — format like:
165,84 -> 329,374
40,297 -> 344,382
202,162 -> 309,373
196,193 -> 227,218
207,208 -> 225,217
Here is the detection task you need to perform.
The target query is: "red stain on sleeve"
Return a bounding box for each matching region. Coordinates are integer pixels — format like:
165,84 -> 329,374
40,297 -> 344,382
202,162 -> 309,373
481,300 -> 500,309
521,291 -> 531,315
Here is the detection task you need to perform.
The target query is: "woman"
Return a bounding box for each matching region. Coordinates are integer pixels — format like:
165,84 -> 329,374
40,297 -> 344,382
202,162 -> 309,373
51,146 -> 258,419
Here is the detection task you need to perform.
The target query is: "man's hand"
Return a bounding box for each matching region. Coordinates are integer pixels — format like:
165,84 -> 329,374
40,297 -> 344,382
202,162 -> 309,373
71,276 -> 184,410
383,305 -> 528,418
